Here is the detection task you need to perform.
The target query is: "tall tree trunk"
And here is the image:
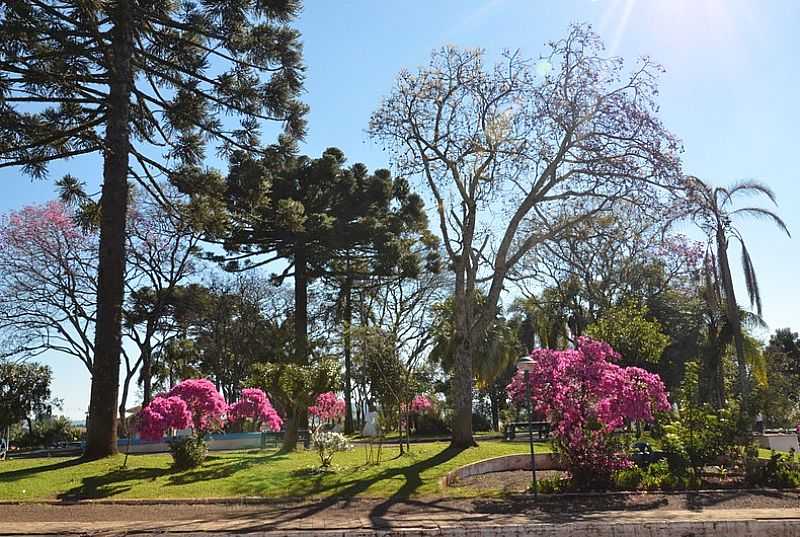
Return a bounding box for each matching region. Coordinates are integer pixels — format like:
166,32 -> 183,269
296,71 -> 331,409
84,0 -> 132,459
450,263 -> 475,449
141,342 -> 153,405
281,406 -> 300,452
283,244 -> 308,451
717,230 -> 749,404
343,276 -> 354,435
489,391 -> 500,432
294,244 -> 308,363
450,337 -> 475,448
118,368 -> 135,438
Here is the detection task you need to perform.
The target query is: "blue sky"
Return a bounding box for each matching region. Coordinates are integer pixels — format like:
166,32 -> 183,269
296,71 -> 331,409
2,0 -> 798,419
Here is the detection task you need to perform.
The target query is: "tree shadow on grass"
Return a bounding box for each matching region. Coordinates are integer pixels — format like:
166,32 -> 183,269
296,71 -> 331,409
225,445 -> 468,528
56,466 -> 170,501
166,451 -> 288,487
0,457 -> 86,483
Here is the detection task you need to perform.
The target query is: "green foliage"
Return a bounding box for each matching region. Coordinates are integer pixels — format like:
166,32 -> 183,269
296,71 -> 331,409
168,436 -> 208,470
213,148 -> 436,276
248,359 -> 340,418
744,448 -> 800,488
11,416 -> 79,449
612,460 -> 692,491
429,294 -> 520,389
534,476 -> 571,494
754,328 -> 800,426
587,300 -> 669,367
413,413 -> 451,436
471,412 -> 492,432
660,362 -> 751,476
0,361 -> 53,429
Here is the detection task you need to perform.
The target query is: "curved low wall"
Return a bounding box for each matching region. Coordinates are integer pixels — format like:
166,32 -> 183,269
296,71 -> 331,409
442,453 -> 563,487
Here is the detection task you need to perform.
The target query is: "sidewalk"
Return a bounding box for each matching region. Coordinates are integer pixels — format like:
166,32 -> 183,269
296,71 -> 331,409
2,496 -> 800,536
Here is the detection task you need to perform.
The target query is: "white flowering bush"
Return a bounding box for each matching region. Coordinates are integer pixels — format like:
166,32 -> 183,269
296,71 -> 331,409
312,431 -> 352,468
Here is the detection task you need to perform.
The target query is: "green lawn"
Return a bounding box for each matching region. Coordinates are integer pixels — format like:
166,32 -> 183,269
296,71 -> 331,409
0,441 -> 550,501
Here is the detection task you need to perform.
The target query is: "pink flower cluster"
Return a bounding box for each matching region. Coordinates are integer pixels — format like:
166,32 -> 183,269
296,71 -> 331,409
228,388 -> 283,432
167,378 -> 228,432
1,201 -> 86,252
308,392 -> 346,421
137,379 -> 285,441
507,337 -> 670,483
409,395 -> 433,414
137,396 -> 192,441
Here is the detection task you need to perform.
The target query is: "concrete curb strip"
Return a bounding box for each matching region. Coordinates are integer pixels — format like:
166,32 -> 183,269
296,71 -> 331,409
3,519 -> 800,536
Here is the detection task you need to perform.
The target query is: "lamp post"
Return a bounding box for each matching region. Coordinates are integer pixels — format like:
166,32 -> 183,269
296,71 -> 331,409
516,355 -> 537,498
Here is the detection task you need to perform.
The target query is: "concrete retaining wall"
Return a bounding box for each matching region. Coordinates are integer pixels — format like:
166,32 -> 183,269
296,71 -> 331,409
442,453 -> 563,487
118,432 -> 265,454
180,520 -> 800,536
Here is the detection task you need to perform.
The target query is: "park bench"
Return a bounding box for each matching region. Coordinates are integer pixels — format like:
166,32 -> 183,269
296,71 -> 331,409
504,421 -> 550,441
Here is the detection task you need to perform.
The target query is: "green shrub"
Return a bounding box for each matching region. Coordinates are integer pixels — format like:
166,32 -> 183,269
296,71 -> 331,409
745,448 -> 800,489
613,466 -> 644,490
612,460 -> 685,491
168,436 -> 207,469
11,416 -> 80,449
414,413 -> 450,435
472,412 -> 492,432
535,476 -> 571,494
659,362 -> 751,477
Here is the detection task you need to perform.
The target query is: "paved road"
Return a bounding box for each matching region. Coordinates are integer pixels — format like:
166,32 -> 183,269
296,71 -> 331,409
2,495 -> 800,535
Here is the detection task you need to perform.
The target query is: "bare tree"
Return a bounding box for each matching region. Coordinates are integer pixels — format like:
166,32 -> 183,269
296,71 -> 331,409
370,24 -> 682,447
0,202 -> 97,370
123,192 -> 203,408
511,206 -> 698,339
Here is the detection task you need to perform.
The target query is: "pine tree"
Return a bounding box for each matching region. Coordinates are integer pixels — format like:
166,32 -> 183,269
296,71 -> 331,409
188,147 -> 437,449
0,0 -> 305,458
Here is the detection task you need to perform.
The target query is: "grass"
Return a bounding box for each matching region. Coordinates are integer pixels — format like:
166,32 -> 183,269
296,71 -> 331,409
0,440 -> 551,502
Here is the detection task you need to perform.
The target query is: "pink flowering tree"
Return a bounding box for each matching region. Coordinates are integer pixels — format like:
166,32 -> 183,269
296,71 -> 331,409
409,395 -> 433,414
136,378 -> 229,468
228,388 -> 283,432
507,337 -> 670,488
307,392 -> 351,469
166,378 -> 228,434
136,396 -> 192,441
308,392 -> 346,433
0,202 -> 97,371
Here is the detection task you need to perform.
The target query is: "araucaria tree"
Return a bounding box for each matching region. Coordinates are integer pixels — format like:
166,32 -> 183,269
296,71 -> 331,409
370,24 -> 681,447
0,0 -> 305,458
189,147 -> 435,444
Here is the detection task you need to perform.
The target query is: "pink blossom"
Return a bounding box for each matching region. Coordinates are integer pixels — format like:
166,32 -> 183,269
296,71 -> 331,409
167,378 -> 228,433
136,396 -> 192,441
506,337 -> 670,484
228,388 -> 283,432
308,392 -> 346,422
0,201 -> 90,259
409,395 -> 433,414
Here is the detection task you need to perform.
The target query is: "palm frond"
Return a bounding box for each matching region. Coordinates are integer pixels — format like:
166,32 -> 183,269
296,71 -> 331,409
723,180 -> 778,205
739,240 -> 762,316
741,308 -> 768,330
730,207 -> 791,237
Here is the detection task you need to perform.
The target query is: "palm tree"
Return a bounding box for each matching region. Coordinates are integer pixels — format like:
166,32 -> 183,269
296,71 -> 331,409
684,176 -> 790,401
